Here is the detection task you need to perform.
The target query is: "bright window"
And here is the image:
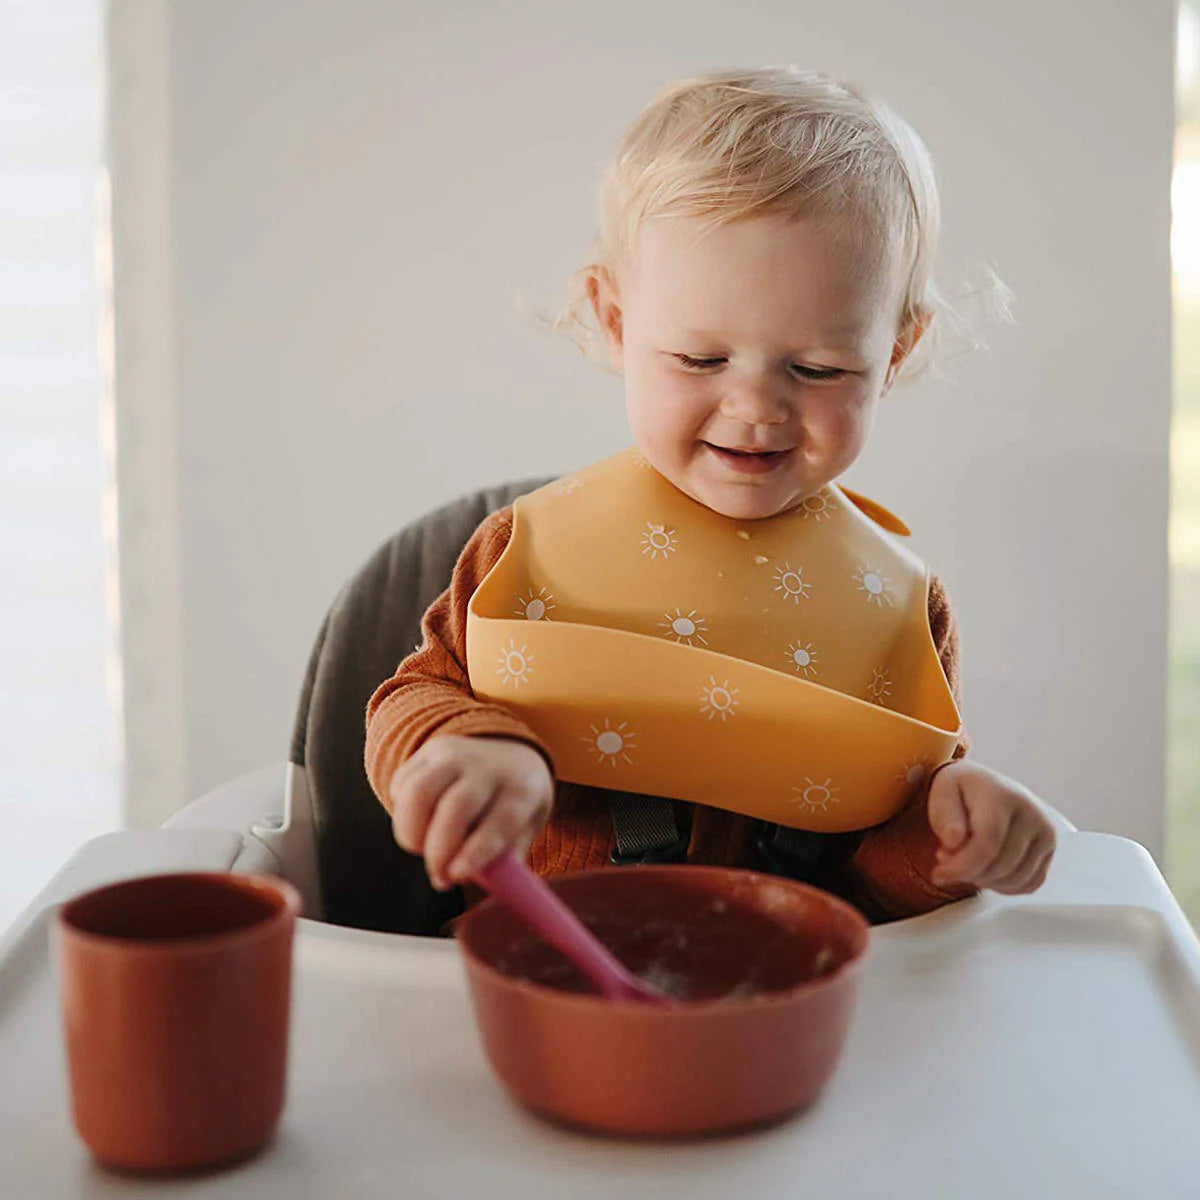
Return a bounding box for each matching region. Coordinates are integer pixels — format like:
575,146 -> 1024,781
0,1 -> 120,932
1168,0 -> 1200,926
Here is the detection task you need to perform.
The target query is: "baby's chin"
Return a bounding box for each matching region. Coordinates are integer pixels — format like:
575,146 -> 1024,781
638,449 -> 816,520
704,493 -> 803,521
683,477 -> 809,522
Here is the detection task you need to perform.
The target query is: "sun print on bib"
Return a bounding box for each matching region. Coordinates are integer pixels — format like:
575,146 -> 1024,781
660,608 -> 709,646
773,561 -> 812,603
854,564 -> 895,608
496,639 -> 534,687
791,776 -> 841,815
798,490 -> 834,522
699,676 -> 739,722
641,522 -> 679,560
786,640 -> 819,678
584,718 -> 636,767
866,667 -> 893,706
898,758 -> 931,789
515,586 -> 556,622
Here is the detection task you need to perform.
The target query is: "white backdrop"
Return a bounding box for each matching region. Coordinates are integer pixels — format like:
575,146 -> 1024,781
110,1 -> 1174,855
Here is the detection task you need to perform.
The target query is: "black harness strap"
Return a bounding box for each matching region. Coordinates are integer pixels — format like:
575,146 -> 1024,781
756,823 -> 862,888
605,791 -> 861,888
604,790 -> 689,863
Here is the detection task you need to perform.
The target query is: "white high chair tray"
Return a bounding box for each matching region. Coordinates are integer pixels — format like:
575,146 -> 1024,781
1,828 -> 1198,1199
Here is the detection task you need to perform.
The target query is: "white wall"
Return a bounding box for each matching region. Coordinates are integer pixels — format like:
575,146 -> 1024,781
118,1 -> 1174,853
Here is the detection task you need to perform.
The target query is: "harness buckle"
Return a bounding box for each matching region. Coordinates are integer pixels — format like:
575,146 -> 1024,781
608,835 -> 690,866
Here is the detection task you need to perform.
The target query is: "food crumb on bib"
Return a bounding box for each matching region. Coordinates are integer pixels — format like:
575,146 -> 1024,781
737,530 -> 750,540
754,555 -> 769,564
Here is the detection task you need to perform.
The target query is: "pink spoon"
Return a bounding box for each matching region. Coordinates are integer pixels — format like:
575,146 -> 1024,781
474,850 -> 671,1005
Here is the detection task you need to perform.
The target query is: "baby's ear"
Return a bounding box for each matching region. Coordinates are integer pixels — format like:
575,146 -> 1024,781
586,265 -> 624,370
883,311 -> 929,391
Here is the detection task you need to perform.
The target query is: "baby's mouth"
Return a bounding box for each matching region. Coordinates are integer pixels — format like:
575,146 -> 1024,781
703,442 -> 794,473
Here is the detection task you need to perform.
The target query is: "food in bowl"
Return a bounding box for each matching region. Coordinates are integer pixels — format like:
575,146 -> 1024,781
491,891 -> 840,1003
456,865 -> 869,1137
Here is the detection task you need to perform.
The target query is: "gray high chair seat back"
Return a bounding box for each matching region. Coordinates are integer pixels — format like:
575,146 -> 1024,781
291,475 -> 553,937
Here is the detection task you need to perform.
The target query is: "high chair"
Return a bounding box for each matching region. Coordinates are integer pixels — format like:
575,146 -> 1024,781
165,476 -> 1078,935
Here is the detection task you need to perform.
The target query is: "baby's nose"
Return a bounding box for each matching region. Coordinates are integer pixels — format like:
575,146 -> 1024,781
718,380 -> 791,424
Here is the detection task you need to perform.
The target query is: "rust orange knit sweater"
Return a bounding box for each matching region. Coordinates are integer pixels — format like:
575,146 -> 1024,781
365,505 -> 977,923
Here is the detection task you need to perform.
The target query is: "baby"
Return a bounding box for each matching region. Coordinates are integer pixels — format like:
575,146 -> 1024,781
364,66 -> 1057,924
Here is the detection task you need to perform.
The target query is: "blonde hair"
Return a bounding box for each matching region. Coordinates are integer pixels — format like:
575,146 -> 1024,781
535,66 -> 1013,384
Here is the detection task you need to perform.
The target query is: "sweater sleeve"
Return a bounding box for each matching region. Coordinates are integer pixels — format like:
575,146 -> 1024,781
363,505 -> 555,816
843,573 -> 979,922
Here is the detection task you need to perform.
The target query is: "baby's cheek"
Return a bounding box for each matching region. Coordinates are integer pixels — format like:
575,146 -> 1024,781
804,401 -> 871,470
627,372 -> 700,448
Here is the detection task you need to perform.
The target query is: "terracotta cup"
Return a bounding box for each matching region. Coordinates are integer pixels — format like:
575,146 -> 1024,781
457,865 -> 870,1137
54,871 -> 301,1173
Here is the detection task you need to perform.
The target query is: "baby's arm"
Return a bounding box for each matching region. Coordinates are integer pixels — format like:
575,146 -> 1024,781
364,506 -> 556,888
848,577 -> 1056,921
845,576 -> 978,921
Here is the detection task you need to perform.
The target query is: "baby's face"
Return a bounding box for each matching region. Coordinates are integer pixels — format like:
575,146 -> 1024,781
592,211 -> 921,520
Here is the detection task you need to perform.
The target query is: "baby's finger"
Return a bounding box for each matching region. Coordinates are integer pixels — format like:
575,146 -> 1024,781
445,787 -> 546,883
990,834 -> 1055,894
423,777 -> 498,890
511,823 -> 539,865
973,828 -> 1035,889
506,804 -> 549,867
390,757 -> 461,854
932,803 -> 1012,885
926,773 -> 970,851
1020,850 -> 1054,894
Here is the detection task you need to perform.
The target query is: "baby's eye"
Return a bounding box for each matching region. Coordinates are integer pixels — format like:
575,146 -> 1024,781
791,364 -> 844,381
673,353 -> 844,381
674,353 -> 726,370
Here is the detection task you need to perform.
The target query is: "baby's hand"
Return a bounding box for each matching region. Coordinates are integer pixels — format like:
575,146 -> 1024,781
389,735 -> 554,891
926,760 -> 1056,894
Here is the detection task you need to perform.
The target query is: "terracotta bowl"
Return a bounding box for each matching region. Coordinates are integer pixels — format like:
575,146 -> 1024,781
456,865 -> 870,1137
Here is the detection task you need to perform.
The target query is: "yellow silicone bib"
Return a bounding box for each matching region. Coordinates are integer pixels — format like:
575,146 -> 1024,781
466,447 -> 961,832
